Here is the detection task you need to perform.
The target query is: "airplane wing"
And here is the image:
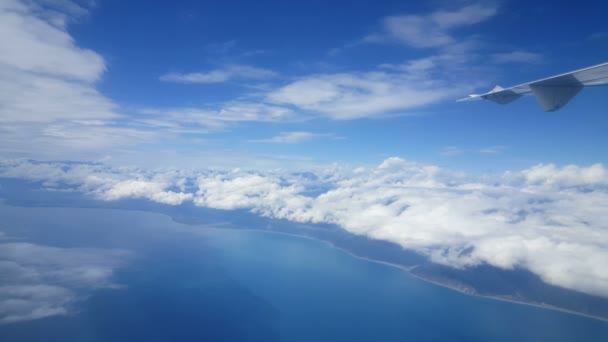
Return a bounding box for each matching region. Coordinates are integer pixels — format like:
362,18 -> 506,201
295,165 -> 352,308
458,62 -> 608,111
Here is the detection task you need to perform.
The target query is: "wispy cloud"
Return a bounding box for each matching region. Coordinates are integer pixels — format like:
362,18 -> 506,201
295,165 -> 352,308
160,65 -> 278,84
203,40 -> 271,58
250,131 -> 340,144
266,68 -> 464,120
139,102 -> 294,131
367,3 -> 498,48
491,51 -> 542,64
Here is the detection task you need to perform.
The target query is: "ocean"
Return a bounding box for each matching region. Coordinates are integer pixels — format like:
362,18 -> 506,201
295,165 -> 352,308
0,204 -> 607,341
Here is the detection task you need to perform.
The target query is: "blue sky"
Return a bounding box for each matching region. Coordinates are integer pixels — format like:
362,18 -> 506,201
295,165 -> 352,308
2,0 -> 607,171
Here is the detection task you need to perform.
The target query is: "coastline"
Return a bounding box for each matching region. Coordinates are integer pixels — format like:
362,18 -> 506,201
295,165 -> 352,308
192,224 -> 608,324
2,201 -> 608,324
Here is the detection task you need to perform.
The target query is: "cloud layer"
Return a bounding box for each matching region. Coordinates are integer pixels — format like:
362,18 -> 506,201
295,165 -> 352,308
2,158 -> 607,298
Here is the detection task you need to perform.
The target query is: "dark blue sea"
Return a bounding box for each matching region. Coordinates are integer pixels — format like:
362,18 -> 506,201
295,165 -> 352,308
0,204 -> 607,341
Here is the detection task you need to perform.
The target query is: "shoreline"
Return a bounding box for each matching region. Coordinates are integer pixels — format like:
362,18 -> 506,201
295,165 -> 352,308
2,201 -> 608,324
196,226 -> 608,324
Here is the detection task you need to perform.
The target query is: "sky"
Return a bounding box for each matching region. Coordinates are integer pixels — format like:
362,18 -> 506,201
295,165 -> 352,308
1,0 -> 607,171
1,0 -> 608,323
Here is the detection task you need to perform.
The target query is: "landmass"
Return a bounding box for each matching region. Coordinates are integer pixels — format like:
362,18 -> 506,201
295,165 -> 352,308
2,178 -> 608,322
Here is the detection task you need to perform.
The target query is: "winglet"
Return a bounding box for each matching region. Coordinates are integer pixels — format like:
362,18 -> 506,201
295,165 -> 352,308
456,85 -> 506,102
456,94 -> 482,102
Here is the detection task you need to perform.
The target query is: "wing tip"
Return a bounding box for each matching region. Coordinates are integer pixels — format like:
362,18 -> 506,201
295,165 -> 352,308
457,94 -> 482,102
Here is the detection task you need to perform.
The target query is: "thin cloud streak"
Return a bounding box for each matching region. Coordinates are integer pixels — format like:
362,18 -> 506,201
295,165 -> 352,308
491,51 -> 542,64
160,65 -> 278,84
249,131 -> 340,144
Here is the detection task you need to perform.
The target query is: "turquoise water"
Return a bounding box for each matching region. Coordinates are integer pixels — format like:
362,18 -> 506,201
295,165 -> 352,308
0,205 -> 607,341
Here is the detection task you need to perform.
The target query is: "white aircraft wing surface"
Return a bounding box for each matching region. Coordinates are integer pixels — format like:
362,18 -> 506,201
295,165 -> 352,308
458,62 -> 608,111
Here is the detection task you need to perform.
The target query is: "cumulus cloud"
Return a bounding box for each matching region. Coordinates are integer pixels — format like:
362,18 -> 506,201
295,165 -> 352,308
0,241 -> 131,324
160,64 -> 278,84
0,159 -> 194,205
102,179 -> 193,205
2,158 -> 608,298
191,159 -> 608,297
368,3 -> 498,48
519,163 -> 608,189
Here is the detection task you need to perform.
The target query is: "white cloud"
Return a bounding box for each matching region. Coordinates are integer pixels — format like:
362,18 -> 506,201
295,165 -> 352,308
2,158 -> 608,298
139,102 -> 294,131
250,131 -> 338,144
160,64 -> 278,84
0,285 -> 72,324
0,66 -> 117,123
0,0 -> 232,162
0,1 -> 116,124
0,0 -> 502,163
194,173 -> 309,213
101,179 -> 193,205
431,3 -> 498,29
0,241 -> 130,324
491,51 -> 542,64
373,3 -> 498,48
0,0 -> 103,82
189,159 -> 608,297
267,70 -> 460,119
0,0 -> 159,160
519,163 -> 608,188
